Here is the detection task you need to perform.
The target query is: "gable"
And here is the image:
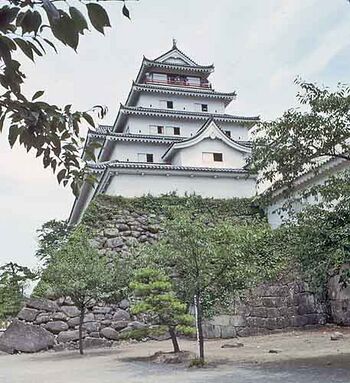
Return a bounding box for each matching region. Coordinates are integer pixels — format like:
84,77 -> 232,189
155,47 -> 198,67
162,119 -> 251,162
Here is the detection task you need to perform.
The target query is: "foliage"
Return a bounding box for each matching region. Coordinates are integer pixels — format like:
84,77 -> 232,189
272,202 -> 350,295
38,225 -> 120,354
130,268 -> 194,353
250,79 -> 350,201
35,219 -> 70,265
0,262 -> 36,320
139,206 -> 281,361
0,0 -> 133,194
82,194 -> 262,229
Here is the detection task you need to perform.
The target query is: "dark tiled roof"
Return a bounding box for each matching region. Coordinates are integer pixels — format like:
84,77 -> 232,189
89,161 -> 250,174
120,105 -> 259,123
133,83 -> 236,98
143,57 -> 214,72
95,125 -> 112,133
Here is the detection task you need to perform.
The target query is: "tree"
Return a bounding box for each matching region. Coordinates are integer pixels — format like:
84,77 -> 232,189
271,200 -> 350,295
0,262 -> 36,320
250,79 -> 350,202
39,225 -> 118,355
36,219 -> 70,265
130,268 -> 194,353
0,0 -> 133,194
142,207 -> 280,363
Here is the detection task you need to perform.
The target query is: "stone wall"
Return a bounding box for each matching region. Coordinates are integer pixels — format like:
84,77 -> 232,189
2,196 -> 339,353
203,281 -> 326,338
0,296 -> 145,353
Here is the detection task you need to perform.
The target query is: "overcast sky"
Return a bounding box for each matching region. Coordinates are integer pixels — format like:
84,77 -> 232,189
1,0 -> 350,269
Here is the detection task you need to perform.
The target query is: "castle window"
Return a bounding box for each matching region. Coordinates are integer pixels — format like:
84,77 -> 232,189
147,154 -> 154,163
213,153 -> 223,162
167,101 -> 173,109
201,104 -> 208,112
174,127 -> 180,135
138,153 -> 154,163
225,130 -> 231,138
157,126 -> 164,134
202,152 -> 223,163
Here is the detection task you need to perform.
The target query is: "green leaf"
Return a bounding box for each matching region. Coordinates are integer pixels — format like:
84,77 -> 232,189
50,11 -> 79,50
69,7 -> 89,35
86,3 -> 111,34
32,90 -> 44,101
0,114 -> 6,133
82,112 -> 95,128
122,4 -> 130,19
57,169 -> 66,184
18,10 -> 42,34
43,38 -> 57,53
14,38 -> 34,61
8,125 -> 20,147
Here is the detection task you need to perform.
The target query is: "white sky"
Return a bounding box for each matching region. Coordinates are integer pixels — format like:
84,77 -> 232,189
1,0 -> 350,269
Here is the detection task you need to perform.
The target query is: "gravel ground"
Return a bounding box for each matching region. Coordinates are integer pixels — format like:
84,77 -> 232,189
1,327 -> 350,383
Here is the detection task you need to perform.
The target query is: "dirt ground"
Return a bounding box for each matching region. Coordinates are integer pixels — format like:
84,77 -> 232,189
1,326 -> 350,383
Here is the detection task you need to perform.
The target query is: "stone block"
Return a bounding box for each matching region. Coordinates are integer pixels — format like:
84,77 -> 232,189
82,321 -> 100,333
34,313 -> 51,324
26,298 -> 59,312
83,337 -> 112,349
100,327 -> 119,340
52,312 -> 67,321
18,307 -> 39,322
60,305 -> 80,318
93,306 -> 112,314
0,320 -> 54,353
112,308 -> 130,321
220,326 -> 237,339
45,321 -> 69,334
110,321 -> 129,331
57,330 -> 84,343
229,315 -> 246,327
202,324 -> 221,338
209,315 -> 231,327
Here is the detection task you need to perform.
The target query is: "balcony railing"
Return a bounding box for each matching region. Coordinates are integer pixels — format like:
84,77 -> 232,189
145,78 -> 212,89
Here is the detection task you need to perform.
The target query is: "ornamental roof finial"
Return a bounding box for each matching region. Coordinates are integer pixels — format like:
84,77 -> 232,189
172,38 -> 177,49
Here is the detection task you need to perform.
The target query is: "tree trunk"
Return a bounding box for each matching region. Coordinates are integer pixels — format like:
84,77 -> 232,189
195,294 -> 204,362
78,306 -> 85,355
168,326 -> 180,353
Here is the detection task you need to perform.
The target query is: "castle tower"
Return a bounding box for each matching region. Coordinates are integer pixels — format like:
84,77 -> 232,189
69,43 -> 259,224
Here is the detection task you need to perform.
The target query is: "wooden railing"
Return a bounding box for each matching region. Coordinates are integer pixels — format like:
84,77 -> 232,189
145,78 -> 212,89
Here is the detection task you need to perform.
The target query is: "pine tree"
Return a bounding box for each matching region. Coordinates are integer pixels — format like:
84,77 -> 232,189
130,268 -> 194,353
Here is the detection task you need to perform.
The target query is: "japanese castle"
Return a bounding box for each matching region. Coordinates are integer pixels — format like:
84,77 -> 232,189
69,42 -> 259,224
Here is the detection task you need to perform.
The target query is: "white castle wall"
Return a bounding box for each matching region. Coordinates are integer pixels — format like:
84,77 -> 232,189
106,171 -> 256,199
125,115 -> 250,141
137,92 -> 226,114
109,141 -> 168,163
172,138 -> 247,168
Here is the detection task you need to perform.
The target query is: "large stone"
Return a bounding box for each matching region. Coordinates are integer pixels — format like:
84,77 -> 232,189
26,298 -> 59,312
35,313 -> 51,324
61,305 -> 80,318
57,330 -> 83,343
93,306 -> 112,314
112,308 -> 130,321
118,224 -> 129,231
18,307 -> 39,322
100,327 -> 119,340
0,320 -> 54,354
82,321 -> 100,333
104,228 -> 119,238
45,321 -> 69,334
83,337 -> 112,349
67,313 -> 94,327
118,299 -> 130,310
110,321 -> 129,331
104,238 -> 123,249
52,312 -> 67,321
126,321 -> 146,330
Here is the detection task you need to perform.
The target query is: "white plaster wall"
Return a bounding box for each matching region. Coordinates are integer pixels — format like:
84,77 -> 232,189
124,115 -> 250,141
173,138 -> 247,168
266,160 -> 350,228
137,93 -> 225,114
106,172 -> 256,198
109,141 -> 168,163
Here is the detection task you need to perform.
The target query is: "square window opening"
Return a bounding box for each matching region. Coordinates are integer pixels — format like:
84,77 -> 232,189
201,104 -> 208,112
167,101 -> 173,109
213,153 -> 223,162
